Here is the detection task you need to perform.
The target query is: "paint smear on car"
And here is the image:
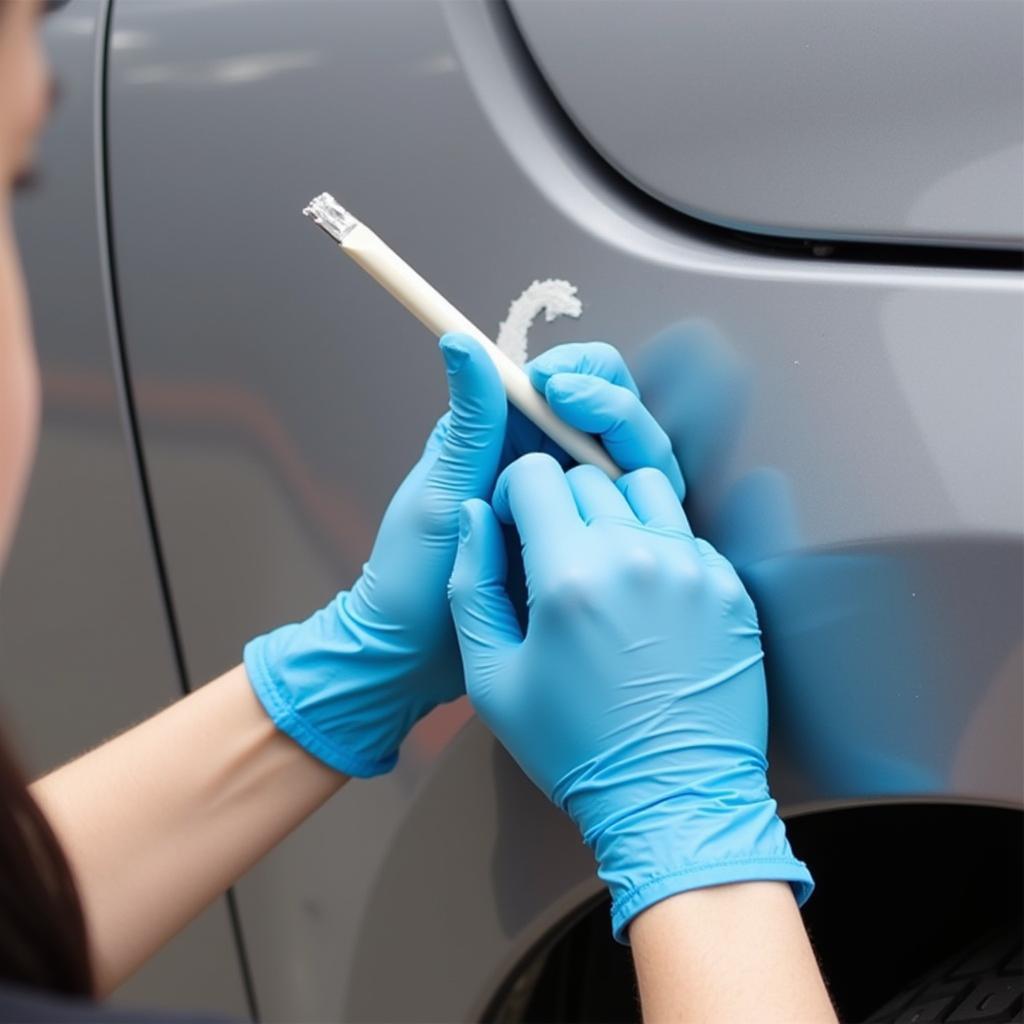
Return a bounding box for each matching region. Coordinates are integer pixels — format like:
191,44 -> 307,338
496,279 -> 582,367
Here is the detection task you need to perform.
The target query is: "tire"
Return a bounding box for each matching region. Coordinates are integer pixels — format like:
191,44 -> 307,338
868,926 -> 1022,1023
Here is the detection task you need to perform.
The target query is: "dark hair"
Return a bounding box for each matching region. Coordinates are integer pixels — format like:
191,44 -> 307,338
0,726 -> 93,996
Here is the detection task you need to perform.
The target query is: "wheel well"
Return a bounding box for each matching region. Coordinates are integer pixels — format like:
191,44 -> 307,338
486,803 -> 1023,1023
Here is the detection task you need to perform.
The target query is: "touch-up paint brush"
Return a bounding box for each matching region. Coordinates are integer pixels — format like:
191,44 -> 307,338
302,192 -> 621,480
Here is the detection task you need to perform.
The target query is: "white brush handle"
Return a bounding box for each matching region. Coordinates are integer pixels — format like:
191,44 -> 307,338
339,223 -> 621,480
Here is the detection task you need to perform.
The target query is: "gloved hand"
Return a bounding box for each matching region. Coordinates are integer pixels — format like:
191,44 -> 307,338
244,335 -> 683,777
448,454 -> 812,941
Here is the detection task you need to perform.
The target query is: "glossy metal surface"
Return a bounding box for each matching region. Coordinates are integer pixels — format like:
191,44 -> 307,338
100,0 -> 1022,1019
2,1 -> 249,1014
511,0 -> 1024,248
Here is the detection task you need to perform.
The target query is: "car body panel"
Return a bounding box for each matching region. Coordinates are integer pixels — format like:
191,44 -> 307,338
510,0 -> 1024,248
101,1 -> 1022,1019
3,1 -> 250,1015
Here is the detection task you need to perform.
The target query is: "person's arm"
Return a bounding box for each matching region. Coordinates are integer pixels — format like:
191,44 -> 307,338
30,337 -> 681,996
631,883 -> 835,1023
31,664 -> 344,997
449,455 -> 834,1022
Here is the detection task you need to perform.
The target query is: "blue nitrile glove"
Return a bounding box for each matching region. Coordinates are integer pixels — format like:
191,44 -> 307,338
448,454 -> 812,940
244,336 -> 683,777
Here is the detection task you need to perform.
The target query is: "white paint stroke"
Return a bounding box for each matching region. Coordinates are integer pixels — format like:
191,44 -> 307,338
496,279 -> 582,367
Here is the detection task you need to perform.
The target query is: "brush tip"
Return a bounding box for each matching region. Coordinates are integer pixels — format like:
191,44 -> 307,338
302,191 -> 358,243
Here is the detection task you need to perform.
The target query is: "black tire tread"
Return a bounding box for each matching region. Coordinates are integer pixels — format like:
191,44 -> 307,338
868,927 -> 1022,1023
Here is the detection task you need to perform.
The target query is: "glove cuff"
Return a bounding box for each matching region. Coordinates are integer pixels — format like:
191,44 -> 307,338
243,583 -> 444,778
609,850 -> 814,944
244,632 -> 399,777
591,792 -> 813,944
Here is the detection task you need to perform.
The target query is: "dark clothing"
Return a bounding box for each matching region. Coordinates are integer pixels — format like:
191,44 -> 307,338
0,983 -> 236,1023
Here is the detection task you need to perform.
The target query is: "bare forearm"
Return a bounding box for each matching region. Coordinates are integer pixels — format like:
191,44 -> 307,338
30,664 -> 346,996
630,882 -> 836,1024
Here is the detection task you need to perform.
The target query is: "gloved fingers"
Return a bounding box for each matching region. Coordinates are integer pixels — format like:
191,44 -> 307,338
617,467 -> 693,536
448,500 -> 523,669
527,341 -> 640,397
693,537 -> 754,605
503,405 -> 571,466
420,411 -> 450,457
493,453 -> 581,572
566,464 -> 635,525
542,373 -> 686,500
430,333 -> 508,494
694,536 -> 732,569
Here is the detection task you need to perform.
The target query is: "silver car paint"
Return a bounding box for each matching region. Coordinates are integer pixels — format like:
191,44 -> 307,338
4,0 -> 1021,1020
511,0 -> 1024,248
